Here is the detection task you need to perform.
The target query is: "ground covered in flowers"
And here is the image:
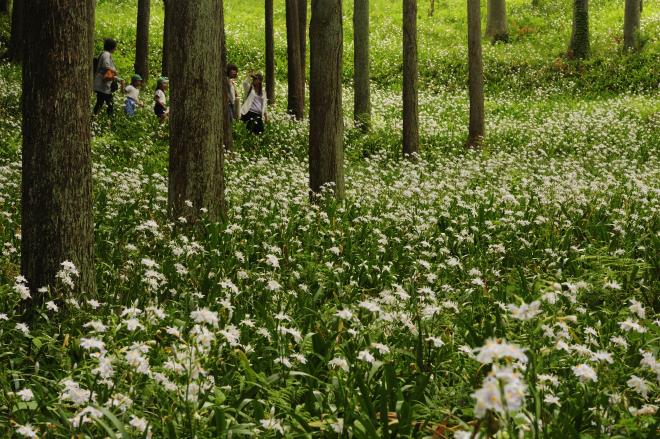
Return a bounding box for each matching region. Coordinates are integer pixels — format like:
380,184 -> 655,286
1,0 -> 659,437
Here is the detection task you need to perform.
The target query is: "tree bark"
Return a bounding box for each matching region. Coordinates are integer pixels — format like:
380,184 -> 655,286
286,0 -> 304,119
135,0 -> 150,81
403,0 -> 419,156
309,0 -> 344,199
467,0 -> 485,147
168,0 -> 225,222
623,0 -> 641,52
353,0 -> 371,131
265,0 -> 275,104
22,0 -> 96,299
0,0 -> 10,15
162,0 -> 171,76
568,0 -> 589,59
221,4 -> 233,151
8,0 -> 24,62
298,0 -> 307,100
486,0 -> 509,43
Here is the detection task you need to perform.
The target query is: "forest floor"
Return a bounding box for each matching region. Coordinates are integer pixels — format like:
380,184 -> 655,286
0,0 -> 659,437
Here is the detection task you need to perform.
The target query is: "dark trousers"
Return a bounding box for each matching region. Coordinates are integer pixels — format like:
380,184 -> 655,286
241,111 -> 264,135
93,92 -> 113,116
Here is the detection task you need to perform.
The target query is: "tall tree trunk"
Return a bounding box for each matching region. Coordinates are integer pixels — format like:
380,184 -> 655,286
286,0 -> 304,119
168,0 -> 225,222
298,0 -> 307,102
135,0 -> 150,81
221,7 -> 233,151
22,0 -> 96,300
162,0 -> 171,76
353,0 -> 371,130
8,0 -> 24,62
265,0 -> 275,104
467,0 -> 485,147
486,0 -> 509,43
568,0 -> 589,59
623,0 -> 641,51
309,0 -> 344,199
0,0 -> 10,15
402,0 -> 419,156
429,0 -> 435,17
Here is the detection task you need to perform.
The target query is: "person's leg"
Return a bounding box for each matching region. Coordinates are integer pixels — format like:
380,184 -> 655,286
93,92 -> 104,114
254,116 -> 265,134
105,93 -> 114,116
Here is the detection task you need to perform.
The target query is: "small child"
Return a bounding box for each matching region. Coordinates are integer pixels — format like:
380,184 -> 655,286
123,74 -> 144,117
154,77 -> 169,123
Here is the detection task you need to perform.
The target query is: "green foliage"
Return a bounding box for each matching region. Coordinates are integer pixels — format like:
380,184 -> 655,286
0,0 -> 658,437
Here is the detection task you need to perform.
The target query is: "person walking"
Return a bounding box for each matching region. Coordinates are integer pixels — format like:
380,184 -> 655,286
226,64 -> 240,121
93,38 -> 121,116
240,73 -> 268,135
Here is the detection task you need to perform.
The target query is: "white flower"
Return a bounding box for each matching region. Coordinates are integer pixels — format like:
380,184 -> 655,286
266,280 -> 282,291
329,357 -> 349,372
572,364 -> 598,383
357,350 -> 375,364
619,318 -> 647,333
507,300 -> 541,321
15,424 -> 38,438
129,415 -> 149,433
60,379 -> 94,406
628,299 -> 646,319
358,300 -> 381,313
190,308 -> 219,326
427,336 -> 445,348
627,375 -> 650,399
80,337 -> 106,353
123,318 -> 144,332
16,388 -> 34,401
474,339 -> 527,365
371,343 -> 390,354
629,404 -> 658,416
70,406 -> 103,427
265,254 -> 280,268
260,417 -> 285,434
46,301 -> 59,312
0,313 -> 8,321
330,418 -> 344,433
335,309 -> 353,320
544,394 -> 561,406
329,246 -> 340,256
15,323 -> 29,335
603,280 -> 621,290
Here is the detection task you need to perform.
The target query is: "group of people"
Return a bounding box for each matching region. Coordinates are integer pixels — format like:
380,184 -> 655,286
92,38 -> 268,134
226,64 -> 268,134
93,38 -> 170,123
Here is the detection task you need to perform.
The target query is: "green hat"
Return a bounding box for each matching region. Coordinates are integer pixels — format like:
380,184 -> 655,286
131,74 -> 143,82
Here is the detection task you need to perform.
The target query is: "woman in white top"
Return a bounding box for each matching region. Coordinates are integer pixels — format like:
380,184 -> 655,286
240,73 -> 267,135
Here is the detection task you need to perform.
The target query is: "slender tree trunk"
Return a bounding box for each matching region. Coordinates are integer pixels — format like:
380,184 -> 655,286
486,0 -> 509,43
162,0 -> 171,76
623,0 -> 641,52
286,0 -> 304,119
135,0 -> 150,81
265,0 -> 275,104
532,0 -> 539,7
467,0 -> 485,147
298,0 -> 307,102
221,4 -> 233,151
403,0 -> 419,156
22,0 -> 96,300
309,0 -> 344,199
8,0 -> 24,62
429,0 -> 435,17
568,0 -> 589,59
0,0 -> 10,15
353,0 -> 371,130
168,0 -> 225,222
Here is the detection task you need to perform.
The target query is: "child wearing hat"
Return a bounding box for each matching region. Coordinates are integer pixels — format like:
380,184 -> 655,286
123,74 -> 144,117
154,77 -> 170,123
